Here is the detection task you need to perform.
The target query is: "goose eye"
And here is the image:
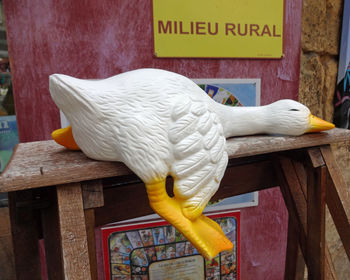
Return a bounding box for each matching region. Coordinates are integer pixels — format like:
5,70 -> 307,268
289,109 -> 299,111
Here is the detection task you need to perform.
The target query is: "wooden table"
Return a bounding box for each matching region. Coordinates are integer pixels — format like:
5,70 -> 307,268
1,128 -> 350,279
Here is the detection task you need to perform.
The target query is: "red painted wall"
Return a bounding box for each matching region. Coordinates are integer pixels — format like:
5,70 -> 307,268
4,1 -> 302,279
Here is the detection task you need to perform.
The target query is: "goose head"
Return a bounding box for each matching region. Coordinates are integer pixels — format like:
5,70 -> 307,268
262,99 -> 334,136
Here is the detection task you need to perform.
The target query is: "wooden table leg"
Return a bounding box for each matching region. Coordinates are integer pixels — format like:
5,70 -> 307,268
306,164 -> 326,280
82,179 -> 104,280
276,151 -> 337,280
56,183 -> 91,279
84,209 -> 98,280
0,206 -> 16,279
284,219 -> 305,280
321,145 -> 350,261
40,187 -> 64,279
275,157 -> 308,278
8,190 -> 42,280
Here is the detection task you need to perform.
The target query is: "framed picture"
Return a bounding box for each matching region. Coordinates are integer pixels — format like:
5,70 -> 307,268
101,211 -> 240,280
192,78 -> 260,107
193,78 -> 261,210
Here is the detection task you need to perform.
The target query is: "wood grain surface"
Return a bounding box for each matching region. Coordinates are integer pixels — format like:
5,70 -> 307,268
1,128 -> 350,192
0,207 -> 15,280
56,183 -> 91,279
322,146 -> 350,261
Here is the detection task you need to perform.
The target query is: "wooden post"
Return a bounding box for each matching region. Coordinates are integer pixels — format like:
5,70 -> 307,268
56,183 -> 91,279
0,207 -> 16,279
306,165 -> 326,280
276,149 -> 338,280
284,219 -> 305,280
8,191 -> 42,280
84,209 -> 98,280
82,179 -> 104,280
321,145 -> 350,260
40,187 -> 64,279
275,157 -> 308,275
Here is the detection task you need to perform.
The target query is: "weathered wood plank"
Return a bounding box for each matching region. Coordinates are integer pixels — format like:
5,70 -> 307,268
225,128 -> 350,158
0,141 -> 132,193
291,160 -> 307,200
274,160 -> 307,260
40,187 -> 64,280
84,209 -> 98,280
277,156 -> 338,279
321,145 -> 350,261
279,157 -> 307,231
307,147 -> 325,168
0,207 -> 16,280
307,165 -> 326,280
8,191 -> 42,279
56,183 -> 91,279
1,128 -> 350,192
283,219 -> 305,280
82,180 -> 104,209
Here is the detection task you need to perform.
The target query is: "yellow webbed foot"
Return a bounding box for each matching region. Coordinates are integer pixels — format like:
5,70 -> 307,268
181,202 -> 206,221
146,180 -> 233,259
52,125 -> 80,150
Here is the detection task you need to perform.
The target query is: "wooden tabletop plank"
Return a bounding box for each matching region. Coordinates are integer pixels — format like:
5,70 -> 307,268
1,128 -> 350,192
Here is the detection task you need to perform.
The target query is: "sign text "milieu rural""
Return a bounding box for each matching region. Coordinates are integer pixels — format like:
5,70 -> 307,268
157,21 -> 281,38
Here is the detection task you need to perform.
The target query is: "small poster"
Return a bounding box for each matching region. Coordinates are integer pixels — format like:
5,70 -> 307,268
0,115 -> 19,172
101,211 -> 240,280
192,78 -> 260,107
194,79 -> 260,210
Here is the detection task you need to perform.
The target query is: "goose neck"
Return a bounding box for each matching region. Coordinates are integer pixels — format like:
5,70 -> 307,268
213,104 -> 267,138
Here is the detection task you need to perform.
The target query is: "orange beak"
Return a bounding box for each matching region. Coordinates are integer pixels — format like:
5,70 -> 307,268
307,114 -> 335,133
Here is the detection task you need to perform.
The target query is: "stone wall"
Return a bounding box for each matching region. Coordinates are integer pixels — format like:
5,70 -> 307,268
298,0 -> 350,278
299,0 -> 342,122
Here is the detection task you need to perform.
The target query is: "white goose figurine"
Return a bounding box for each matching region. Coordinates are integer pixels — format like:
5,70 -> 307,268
49,68 -> 334,259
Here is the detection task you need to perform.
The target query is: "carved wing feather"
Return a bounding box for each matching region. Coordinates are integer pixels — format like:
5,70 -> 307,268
170,98 -> 228,219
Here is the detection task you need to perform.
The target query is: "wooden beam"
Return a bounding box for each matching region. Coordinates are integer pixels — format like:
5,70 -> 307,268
306,165 -> 326,280
84,209 -> 98,280
82,180 -> 104,210
0,207 -> 16,279
291,160 -> 307,199
276,153 -> 337,279
8,191 -> 41,279
307,147 -> 325,168
274,158 -> 307,261
279,157 -> 308,232
2,129 -> 350,192
40,187 -> 64,279
56,183 -> 91,279
321,145 -> 350,261
283,219 -> 305,280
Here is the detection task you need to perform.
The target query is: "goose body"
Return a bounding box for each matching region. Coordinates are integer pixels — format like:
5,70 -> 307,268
50,68 -> 334,259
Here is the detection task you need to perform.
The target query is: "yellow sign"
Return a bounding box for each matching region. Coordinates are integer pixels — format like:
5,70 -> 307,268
152,0 -> 284,58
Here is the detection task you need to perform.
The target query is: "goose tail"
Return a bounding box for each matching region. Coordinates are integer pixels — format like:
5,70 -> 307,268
49,74 -> 95,115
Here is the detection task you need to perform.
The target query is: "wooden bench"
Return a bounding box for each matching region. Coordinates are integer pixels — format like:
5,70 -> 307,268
1,128 -> 350,279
